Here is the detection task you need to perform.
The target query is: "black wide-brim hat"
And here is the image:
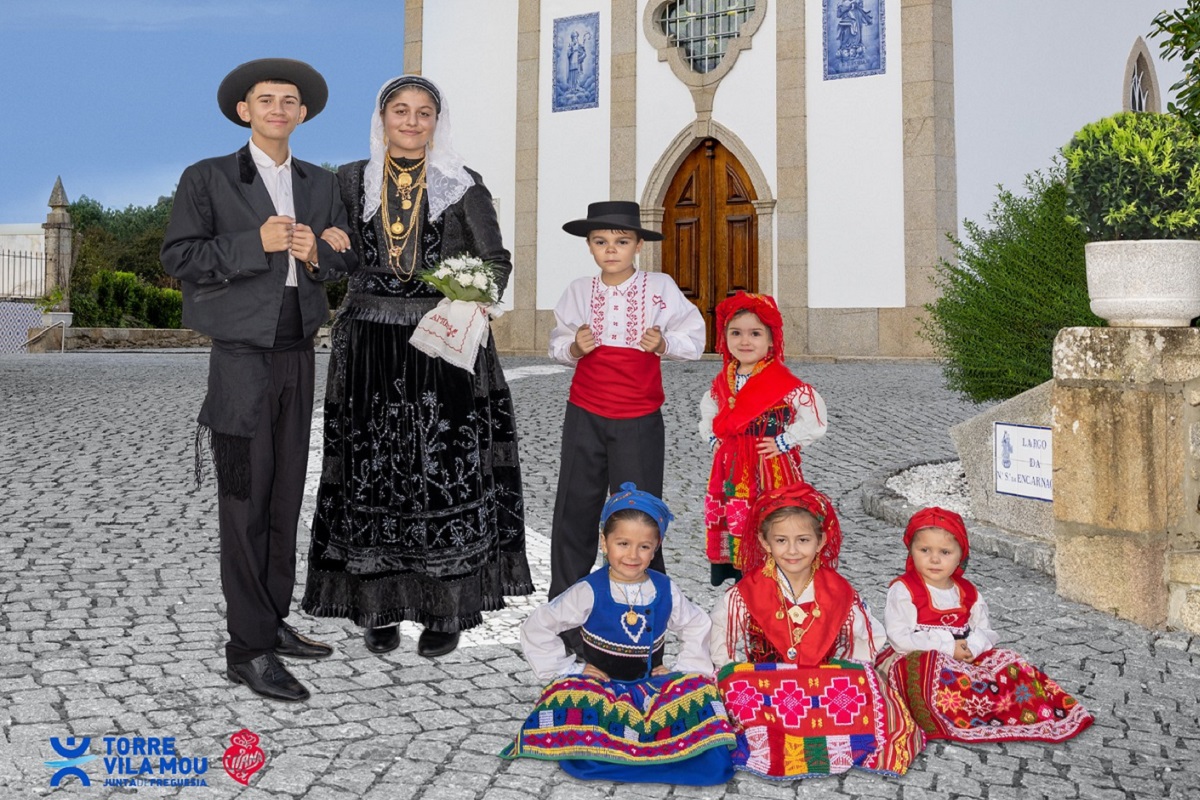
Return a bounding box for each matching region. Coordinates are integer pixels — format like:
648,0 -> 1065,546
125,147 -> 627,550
562,201 -> 663,241
217,58 -> 328,127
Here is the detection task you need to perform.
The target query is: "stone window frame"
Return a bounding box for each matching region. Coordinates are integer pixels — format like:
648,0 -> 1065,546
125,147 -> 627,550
1123,36 -> 1161,114
643,0 -> 768,114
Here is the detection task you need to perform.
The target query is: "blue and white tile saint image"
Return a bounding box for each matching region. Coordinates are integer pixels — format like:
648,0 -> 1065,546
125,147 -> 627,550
552,13 -> 599,112
824,0 -> 885,80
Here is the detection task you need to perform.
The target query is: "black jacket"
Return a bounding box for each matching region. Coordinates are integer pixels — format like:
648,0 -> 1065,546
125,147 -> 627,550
161,145 -> 357,347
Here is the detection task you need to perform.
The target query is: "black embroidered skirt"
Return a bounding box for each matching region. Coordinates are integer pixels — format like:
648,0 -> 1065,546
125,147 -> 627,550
302,310 -> 532,631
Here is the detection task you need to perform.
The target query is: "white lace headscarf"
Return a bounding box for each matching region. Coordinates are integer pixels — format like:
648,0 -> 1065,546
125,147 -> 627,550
362,75 -> 474,224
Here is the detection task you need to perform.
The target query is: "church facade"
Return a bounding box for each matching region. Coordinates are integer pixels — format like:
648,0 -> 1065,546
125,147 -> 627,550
406,0 -> 955,357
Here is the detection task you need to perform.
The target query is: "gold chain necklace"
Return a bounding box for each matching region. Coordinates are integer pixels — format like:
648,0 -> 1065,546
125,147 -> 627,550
379,157 -> 427,280
775,563 -> 820,661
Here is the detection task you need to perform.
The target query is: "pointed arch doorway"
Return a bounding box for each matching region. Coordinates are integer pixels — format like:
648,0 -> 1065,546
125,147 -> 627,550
661,138 -> 759,352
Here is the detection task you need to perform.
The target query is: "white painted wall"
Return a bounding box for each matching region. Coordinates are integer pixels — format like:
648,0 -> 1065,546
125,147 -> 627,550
0,224 -> 45,254
537,2 -> 612,310
635,1 -> 698,200
955,0 -> 1186,233
710,1 -> 777,200
806,0 -> 905,309
422,0 -> 520,307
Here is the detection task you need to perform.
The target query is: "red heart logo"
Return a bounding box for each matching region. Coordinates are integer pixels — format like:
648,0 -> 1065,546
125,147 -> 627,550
222,729 -> 266,786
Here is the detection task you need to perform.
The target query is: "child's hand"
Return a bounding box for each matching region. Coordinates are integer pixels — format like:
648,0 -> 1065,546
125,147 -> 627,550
582,663 -> 610,681
755,437 -> 782,457
651,665 -> 669,677
954,640 -> 974,662
639,325 -> 666,354
571,325 -> 597,358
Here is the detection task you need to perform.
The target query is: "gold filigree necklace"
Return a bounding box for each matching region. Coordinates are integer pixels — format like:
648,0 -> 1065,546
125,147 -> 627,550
380,155 -> 427,280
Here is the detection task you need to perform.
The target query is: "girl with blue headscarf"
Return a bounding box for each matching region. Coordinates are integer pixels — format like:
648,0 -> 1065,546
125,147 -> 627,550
501,483 -> 736,784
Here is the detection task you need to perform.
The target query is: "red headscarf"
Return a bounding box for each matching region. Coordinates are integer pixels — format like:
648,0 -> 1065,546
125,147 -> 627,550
903,506 -> 969,576
715,292 -> 787,365
744,481 -> 842,576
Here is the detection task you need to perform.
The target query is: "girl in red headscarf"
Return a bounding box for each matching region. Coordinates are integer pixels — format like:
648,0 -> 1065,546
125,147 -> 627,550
878,507 -> 1094,744
699,292 -> 826,586
709,483 -> 924,779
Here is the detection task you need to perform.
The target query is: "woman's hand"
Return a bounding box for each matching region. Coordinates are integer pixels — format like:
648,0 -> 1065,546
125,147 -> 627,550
953,640 -> 974,662
650,665 -> 669,677
320,227 -> 352,253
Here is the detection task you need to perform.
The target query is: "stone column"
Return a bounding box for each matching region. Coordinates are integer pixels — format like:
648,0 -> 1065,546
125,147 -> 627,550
42,177 -> 73,310
1052,327 -> 1200,633
891,0 -> 955,357
405,0 -> 423,74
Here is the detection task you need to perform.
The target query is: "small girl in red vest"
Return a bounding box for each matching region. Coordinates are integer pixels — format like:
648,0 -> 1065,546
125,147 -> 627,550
709,482 -> 923,779
700,292 -> 826,585
878,507 -> 1094,744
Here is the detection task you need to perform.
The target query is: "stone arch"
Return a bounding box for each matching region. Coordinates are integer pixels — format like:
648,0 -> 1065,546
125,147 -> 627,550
1123,36 -> 1162,113
639,120 -> 776,294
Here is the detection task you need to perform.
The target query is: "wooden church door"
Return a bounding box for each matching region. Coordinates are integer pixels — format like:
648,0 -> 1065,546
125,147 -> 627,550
661,138 -> 758,352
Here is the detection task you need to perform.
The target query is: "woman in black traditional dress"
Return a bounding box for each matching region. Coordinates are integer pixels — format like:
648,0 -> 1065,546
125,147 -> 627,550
302,75 -> 532,657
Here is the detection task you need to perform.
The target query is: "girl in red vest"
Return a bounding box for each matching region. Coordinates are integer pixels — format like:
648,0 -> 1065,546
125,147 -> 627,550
709,482 -> 924,779
700,292 -> 826,585
878,507 -> 1094,743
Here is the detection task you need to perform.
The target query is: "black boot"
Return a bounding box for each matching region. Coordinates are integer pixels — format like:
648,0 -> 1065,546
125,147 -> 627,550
364,626 -> 401,654
417,628 -> 460,658
226,654 -> 310,702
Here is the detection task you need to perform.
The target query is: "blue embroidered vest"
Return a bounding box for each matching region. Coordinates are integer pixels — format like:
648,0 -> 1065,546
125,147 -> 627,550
580,568 -> 672,682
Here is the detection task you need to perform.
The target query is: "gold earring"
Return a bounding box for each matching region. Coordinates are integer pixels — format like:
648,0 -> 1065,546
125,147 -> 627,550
763,555 -> 776,577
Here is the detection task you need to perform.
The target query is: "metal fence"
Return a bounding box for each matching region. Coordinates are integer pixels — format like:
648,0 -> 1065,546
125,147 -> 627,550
0,250 -> 46,299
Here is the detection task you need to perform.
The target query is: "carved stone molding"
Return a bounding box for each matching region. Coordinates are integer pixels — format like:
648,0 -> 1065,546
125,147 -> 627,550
642,0 -> 767,115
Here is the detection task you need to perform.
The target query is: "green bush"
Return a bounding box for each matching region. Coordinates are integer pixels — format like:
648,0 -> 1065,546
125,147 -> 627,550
72,270 -> 182,329
922,168 -> 1103,404
1063,111 -> 1200,240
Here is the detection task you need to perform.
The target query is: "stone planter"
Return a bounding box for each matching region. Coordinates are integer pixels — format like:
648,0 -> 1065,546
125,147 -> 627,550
40,311 -> 73,328
1085,239 -> 1200,326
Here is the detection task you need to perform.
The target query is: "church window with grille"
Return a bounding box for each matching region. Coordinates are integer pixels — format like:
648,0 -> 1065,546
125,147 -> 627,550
658,0 -> 757,74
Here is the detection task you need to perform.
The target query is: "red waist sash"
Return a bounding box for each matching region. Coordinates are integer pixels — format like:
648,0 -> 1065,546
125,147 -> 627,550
570,347 -> 663,418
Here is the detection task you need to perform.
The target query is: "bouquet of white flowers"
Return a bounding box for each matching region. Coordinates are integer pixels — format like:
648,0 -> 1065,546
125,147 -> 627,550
418,255 -> 499,304
408,254 -> 503,373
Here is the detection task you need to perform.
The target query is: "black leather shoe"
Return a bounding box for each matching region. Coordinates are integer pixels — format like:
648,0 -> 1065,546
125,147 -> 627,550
417,628 -> 460,658
364,626 -> 401,654
226,654 -> 310,702
274,623 -> 333,659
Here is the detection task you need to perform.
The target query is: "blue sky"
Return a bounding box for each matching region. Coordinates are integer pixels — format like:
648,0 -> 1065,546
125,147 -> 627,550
0,0 -> 407,222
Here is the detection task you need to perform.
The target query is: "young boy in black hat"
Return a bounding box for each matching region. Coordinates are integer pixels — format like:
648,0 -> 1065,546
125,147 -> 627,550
547,201 -> 705,601
161,58 -> 357,702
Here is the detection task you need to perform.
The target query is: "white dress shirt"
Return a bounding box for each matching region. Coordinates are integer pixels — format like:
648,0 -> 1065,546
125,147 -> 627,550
548,270 -> 706,364
248,139 -> 298,287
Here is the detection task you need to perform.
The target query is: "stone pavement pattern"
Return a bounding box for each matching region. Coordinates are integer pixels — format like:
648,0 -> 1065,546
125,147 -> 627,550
1,352 -> 1198,799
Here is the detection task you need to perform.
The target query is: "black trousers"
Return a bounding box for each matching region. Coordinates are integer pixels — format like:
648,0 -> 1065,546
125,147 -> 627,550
548,403 -> 666,600
218,347 -> 315,664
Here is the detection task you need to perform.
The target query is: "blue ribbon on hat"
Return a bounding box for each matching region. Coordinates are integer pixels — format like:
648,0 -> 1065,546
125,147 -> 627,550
600,482 -> 674,537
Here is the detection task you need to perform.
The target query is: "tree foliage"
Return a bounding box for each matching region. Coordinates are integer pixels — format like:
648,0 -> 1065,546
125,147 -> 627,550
922,168 -> 1103,404
1152,2 -> 1200,132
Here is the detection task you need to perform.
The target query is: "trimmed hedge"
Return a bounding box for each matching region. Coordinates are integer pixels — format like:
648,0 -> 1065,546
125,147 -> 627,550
922,169 -> 1103,404
71,270 -> 182,329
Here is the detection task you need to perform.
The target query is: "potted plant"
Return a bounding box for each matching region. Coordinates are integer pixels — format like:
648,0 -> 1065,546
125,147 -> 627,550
1062,110 -> 1200,326
34,286 -> 73,328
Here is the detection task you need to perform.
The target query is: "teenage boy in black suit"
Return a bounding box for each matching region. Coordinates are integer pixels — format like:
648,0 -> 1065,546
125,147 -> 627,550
162,58 -> 356,702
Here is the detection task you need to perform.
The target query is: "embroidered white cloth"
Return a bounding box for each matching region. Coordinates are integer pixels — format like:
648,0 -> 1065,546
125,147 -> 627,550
409,299 -> 494,373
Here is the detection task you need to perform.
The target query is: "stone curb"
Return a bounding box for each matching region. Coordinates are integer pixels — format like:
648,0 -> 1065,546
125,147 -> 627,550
860,458 -> 1057,577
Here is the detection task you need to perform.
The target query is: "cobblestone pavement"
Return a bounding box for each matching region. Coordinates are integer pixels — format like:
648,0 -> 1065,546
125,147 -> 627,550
2,351 -> 1198,799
